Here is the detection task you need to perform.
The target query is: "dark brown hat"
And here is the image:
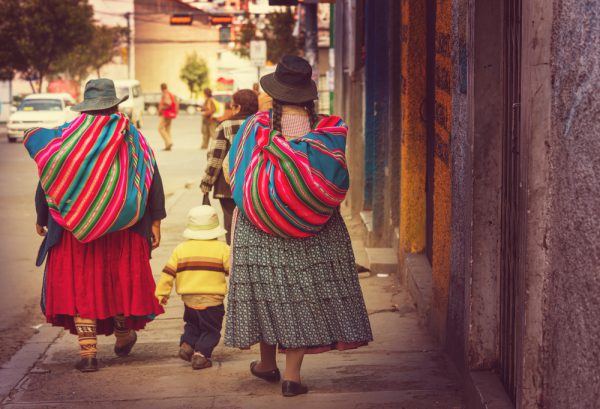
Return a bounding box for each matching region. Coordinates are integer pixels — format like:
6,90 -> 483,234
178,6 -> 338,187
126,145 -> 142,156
71,78 -> 128,112
259,55 -> 318,104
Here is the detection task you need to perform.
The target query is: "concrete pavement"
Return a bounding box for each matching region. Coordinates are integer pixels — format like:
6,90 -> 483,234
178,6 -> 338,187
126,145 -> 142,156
0,183 -> 465,408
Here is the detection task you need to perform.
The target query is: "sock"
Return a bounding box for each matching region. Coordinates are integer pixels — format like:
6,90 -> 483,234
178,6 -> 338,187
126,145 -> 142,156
114,314 -> 131,347
74,316 -> 97,359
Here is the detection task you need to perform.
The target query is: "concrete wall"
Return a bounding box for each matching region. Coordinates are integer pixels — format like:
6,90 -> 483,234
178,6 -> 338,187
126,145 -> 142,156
541,0 -> 600,407
445,0 -> 470,368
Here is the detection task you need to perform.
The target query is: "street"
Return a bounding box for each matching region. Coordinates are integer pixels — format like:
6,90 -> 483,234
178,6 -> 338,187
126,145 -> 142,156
0,115 -> 465,409
0,114 -> 209,365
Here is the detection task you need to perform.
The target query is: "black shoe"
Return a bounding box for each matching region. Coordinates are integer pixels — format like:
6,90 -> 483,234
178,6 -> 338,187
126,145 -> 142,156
250,360 -> 281,382
75,357 -> 98,373
281,380 -> 308,397
114,330 -> 137,357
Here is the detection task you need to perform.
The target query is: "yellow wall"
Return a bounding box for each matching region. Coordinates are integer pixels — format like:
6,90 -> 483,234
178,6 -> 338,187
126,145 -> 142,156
399,0 -> 427,257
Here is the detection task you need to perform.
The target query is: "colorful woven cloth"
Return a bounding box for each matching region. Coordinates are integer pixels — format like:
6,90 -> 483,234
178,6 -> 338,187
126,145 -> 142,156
24,113 -> 156,243
229,111 -> 349,238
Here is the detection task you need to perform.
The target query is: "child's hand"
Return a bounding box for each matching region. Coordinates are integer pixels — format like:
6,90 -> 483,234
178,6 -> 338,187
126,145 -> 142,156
159,296 -> 168,306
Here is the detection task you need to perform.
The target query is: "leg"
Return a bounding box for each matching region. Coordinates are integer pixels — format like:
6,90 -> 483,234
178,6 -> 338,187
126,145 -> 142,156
281,347 -> 308,396
193,304 -> 225,358
253,341 -> 278,372
158,117 -> 172,149
113,314 -> 137,356
165,118 -> 173,148
201,119 -> 210,149
284,348 -> 305,383
219,198 -> 236,245
180,306 -> 201,352
74,316 -> 98,372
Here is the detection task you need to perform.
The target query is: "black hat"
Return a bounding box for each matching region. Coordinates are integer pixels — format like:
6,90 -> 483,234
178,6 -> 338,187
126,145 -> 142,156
260,55 -> 318,104
71,78 -> 128,112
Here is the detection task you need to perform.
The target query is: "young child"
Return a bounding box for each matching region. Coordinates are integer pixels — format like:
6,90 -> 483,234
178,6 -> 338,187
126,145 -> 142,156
155,205 -> 230,370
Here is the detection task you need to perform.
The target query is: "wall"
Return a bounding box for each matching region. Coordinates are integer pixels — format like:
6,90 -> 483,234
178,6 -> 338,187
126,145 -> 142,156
134,3 -> 225,99
541,0 -> 600,407
445,0 -> 470,367
399,0 -> 427,257
430,0 -> 453,342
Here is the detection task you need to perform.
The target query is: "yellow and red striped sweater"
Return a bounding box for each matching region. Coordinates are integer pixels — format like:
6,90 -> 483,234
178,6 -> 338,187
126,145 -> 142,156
155,239 -> 230,309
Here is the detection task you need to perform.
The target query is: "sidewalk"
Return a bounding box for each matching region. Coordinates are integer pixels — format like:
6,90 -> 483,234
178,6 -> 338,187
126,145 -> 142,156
0,187 -> 464,409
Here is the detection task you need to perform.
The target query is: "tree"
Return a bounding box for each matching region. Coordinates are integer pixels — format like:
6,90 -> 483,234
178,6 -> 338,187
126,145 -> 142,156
265,7 -> 299,64
0,0 -> 95,92
56,25 -> 127,82
180,52 -> 210,99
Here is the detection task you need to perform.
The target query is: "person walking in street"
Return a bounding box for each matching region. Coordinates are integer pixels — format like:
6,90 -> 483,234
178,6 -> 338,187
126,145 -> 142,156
200,89 -> 258,245
200,88 -> 217,149
224,55 -> 373,397
155,205 -> 229,370
158,83 -> 178,151
24,78 -> 166,373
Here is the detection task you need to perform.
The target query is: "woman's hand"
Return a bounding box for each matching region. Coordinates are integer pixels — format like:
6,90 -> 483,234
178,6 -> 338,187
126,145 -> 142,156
35,223 -> 47,237
151,220 -> 161,249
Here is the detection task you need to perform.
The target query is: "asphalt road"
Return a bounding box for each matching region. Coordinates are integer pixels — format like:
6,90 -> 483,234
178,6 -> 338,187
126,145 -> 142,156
0,114 -> 208,361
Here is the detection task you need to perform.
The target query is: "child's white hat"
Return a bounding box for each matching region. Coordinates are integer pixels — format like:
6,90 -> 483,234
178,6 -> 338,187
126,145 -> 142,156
183,205 -> 227,240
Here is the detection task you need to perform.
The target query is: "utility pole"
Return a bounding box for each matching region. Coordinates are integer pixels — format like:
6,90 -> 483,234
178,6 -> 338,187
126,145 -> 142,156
125,12 -> 134,79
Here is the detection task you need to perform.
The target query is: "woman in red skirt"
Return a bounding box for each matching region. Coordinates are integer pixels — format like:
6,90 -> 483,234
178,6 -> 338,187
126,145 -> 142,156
26,79 -> 165,372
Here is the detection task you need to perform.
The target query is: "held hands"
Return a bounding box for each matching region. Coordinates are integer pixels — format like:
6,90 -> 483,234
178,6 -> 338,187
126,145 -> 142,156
35,223 -> 47,237
158,296 -> 169,306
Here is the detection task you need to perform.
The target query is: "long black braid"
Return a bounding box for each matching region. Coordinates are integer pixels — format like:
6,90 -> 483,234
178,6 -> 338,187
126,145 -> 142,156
271,99 -> 319,133
272,99 -> 284,132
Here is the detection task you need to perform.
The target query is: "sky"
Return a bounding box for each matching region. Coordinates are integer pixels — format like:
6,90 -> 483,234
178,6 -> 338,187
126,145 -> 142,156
89,0 -> 134,27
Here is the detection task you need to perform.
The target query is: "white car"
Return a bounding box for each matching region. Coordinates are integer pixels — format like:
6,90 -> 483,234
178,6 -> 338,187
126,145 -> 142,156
7,93 -> 78,143
114,79 -> 144,128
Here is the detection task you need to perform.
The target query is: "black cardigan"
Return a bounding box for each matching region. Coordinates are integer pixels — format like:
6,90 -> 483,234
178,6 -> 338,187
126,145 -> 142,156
34,167 -> 167,266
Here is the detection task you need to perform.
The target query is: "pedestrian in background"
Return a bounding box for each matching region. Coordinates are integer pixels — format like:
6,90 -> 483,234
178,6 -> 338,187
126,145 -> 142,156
200,87 -> 217,149
158,83 -> 178,151
200,89 -> 258,245
24,79 -> 165,373
155,205 -> 229,370
224,56 -> 372,397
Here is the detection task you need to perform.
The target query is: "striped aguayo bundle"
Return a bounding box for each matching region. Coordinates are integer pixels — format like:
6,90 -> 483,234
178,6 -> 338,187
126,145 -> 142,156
229,111 -> 349,238
24,113 -> 155,243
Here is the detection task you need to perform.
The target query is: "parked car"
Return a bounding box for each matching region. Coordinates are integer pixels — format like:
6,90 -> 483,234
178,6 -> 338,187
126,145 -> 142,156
114,79 -> 144,128
143,92 -> 161,115
6,93 -> 77,143
179,97 -> 202,115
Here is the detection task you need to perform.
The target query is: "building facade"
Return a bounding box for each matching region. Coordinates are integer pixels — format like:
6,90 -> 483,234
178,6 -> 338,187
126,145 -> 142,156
334,1 -> 600,408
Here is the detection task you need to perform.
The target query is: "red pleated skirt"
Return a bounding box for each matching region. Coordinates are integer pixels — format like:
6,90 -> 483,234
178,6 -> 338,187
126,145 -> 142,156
45,229 -> 164,335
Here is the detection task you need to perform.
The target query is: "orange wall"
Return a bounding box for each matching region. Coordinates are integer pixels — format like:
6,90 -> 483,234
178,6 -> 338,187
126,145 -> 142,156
399,0 -> 427,257
431,0 -> 453,341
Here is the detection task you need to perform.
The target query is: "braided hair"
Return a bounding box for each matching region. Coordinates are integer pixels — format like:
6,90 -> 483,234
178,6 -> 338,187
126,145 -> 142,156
271,99 -> 319,133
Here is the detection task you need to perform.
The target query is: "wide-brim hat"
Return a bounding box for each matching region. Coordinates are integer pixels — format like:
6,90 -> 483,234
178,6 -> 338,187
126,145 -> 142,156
182,205 -> 227,240
71,78 -> 128,112
260,55 -> 318,104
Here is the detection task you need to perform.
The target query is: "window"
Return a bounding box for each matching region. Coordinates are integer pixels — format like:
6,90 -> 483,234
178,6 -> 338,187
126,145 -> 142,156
19,99 -> 63,112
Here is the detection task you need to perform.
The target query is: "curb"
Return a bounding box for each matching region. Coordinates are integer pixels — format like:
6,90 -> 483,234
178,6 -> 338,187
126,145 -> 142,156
0,326 -> 62,403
